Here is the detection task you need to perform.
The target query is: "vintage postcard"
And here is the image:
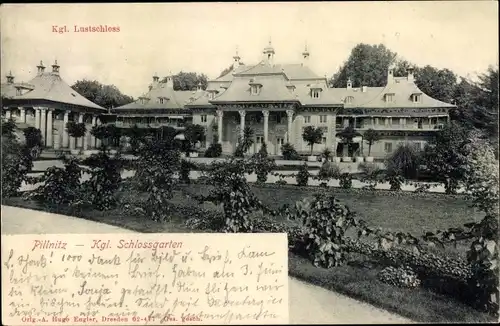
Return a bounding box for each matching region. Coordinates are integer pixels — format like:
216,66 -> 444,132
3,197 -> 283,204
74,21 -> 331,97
1,1 -> 499,324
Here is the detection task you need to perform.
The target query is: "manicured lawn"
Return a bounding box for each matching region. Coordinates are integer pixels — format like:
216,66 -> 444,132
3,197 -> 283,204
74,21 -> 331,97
2,183 -> 494,323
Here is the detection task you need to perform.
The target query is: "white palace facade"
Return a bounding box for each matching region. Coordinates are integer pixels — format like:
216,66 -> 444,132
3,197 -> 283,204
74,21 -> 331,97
2,42 -> 456,159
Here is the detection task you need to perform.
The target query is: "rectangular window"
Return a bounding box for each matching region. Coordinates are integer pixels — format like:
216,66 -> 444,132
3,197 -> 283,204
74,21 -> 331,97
312,91 -> 320,98
320,115 -> 327,123
414,142 -> 422,150
304,116 -> 311,123
384,142 -> 393,153
201,115 -> 207,123
336,117 -> 343,128
159,98 -> 164,104
391,117 -> 399,125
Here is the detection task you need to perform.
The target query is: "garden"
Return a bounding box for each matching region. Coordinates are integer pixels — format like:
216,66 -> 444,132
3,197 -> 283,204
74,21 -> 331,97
2,118 -> 499,323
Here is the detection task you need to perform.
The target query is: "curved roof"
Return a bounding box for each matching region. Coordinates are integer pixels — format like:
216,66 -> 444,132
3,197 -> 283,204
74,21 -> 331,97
7,72 -> 106,111
114,82 -> 198,111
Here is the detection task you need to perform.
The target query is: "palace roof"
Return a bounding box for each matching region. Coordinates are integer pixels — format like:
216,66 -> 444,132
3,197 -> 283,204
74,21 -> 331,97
4,71 -> 106,111
113,81 -> 200,111
210,74 -> 300,103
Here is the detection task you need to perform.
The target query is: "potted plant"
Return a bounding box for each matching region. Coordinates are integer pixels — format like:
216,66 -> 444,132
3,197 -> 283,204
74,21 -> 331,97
66,121 -> 86,155
302,126 -> 323,162
363,128 -> 380,163
336,126 -> 361,163
321,148 -> 332,162
354,148 -> 364,163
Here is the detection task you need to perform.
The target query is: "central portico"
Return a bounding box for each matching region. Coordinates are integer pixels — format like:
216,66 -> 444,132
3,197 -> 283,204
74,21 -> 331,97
214,102 -> 298,155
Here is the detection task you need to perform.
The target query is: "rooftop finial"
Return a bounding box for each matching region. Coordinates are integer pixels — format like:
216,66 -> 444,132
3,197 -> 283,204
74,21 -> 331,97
52,59 -> 60,74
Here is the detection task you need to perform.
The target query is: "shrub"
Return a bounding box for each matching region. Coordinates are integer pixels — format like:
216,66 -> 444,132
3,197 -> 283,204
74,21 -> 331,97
378,266 -> 421,288
204,143 -> 222,158
27,156 -> 82,205
386,144 -> 421,180
80,151 -> 124,210
339,173 -> 352,189
193,158 -> 262,232
281,143 -> 301,160
23,127 -> 43,150
251,143 -> 277,184
1,120 -> 34,197
293,193 -> 357,268
184,207 -> 225,231
234,126 -> 254,157
317,161 -> 340,182
133,140 -> 181,221
296,162 -> 310,187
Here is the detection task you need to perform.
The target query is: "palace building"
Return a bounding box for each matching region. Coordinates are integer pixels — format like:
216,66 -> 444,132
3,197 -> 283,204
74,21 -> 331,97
1,61 -> 106,151
2,41 -> 456,159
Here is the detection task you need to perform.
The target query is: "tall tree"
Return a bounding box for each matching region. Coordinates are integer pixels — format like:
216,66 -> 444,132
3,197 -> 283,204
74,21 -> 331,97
330,43 -> 409,88
161,72 -> 208,91
72,80 -> 134,109
414,65 -> 458,103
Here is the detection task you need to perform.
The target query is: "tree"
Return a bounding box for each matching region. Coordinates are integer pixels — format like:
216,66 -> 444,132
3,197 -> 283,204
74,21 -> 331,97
336,126 -> 361,157
463,131 -> 499,216
184,124 -> 206,153
234,126 -> 254,157
91,124 -> 122,149
386,144 -> 421,180
330,43 -> 409,88
423,121 -> 471,194
161,72 -> 208,91
363,128 -> 381,156
71,80 -> 134,109
414,65 -> 458,103
66,121 -> 86,150
302,126 -> 323,155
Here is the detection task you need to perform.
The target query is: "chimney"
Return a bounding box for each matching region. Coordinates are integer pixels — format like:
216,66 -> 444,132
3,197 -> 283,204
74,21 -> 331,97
51,60 -> 60,75
165,72 -> 174,89
197,82 -> 203,92
6,71 -> 14,84
387,62 -> 396,85
233,47 -> 241,70
37,61 -> 46,75
407,66 -> 415,82
361,86 -> 367,93
302,42 -> 310,67
347,78 -> 352,90
152,72 -> 159,87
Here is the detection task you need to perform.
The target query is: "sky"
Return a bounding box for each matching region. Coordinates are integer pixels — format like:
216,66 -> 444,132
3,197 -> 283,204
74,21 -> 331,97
1,2 -> 498,98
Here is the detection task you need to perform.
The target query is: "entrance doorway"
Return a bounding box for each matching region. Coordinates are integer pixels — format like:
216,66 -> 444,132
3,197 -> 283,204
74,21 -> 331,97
276,137 -> 285,155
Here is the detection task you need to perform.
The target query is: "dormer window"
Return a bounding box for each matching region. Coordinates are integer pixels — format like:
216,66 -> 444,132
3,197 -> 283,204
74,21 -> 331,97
139,96 -> 149,105
412,93 -> 422,103
251,85 -> 259,95
249,79 -> 262,95
312,90 -> 320,99
345,96 -> 354,104
15,87 -> 22,96
159,97 -> 165,104
385,93 -> 395,103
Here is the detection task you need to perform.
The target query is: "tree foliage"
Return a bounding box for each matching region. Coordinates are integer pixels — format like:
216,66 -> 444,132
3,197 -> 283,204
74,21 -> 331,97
183,124 -> 206,152
160,71 -> 208,91
302,126 -> 323,155
363,128 -> 381,156
71,79 -> 134,109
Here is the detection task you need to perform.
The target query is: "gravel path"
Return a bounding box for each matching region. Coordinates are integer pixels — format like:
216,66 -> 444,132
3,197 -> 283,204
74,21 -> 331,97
1,205 -> 413,324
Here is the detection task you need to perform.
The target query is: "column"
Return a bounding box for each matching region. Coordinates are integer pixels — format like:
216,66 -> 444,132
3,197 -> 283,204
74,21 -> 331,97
19,107 -> 26,123
63,111 -> 69,148
332,113 -> 337,153
216,109 -> 223,144
95,119 -> 102,149
286,110 -> 294,144
90,115 -> 97,148
46,109 -> 53,147
262,110 -> 269,146
40,108 -> 47,146
35,107 -> 40,129
77,113 -> 84,148
238,110 -> 246,140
